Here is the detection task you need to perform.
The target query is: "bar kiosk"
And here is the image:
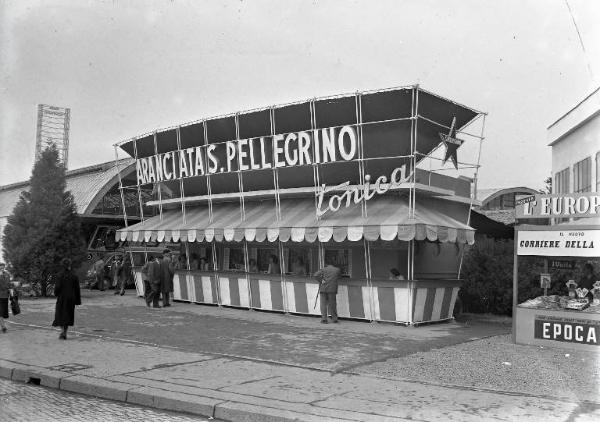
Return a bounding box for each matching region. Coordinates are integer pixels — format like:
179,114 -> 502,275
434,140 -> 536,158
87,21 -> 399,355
115,85 -> 486,325
514,193 -> 600,349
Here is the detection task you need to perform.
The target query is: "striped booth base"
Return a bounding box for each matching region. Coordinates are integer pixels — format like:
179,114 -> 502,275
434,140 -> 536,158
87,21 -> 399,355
172,270 -> 460,325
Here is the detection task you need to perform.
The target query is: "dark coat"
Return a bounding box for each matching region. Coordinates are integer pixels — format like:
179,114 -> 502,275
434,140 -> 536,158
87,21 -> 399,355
159,257 -> 174,293
52,271 -> 81,327
314,265 -> 341,294
147,260 -> 161,284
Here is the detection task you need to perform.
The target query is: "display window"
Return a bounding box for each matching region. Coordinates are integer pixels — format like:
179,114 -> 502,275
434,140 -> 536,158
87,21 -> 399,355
518,257 -> 600,313
223,246 -> 245,271
287,248 -> 311,276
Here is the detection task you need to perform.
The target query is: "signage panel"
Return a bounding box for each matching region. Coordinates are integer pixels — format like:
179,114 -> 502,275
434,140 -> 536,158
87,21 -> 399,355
549,259 -> 575,270
516,193 -> 600,219
517,230 -> 600,257
534,315 -> 599,346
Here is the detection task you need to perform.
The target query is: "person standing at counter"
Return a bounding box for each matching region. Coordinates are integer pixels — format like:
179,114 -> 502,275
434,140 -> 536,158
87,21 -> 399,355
190,253 -> 199,270
267,255 -> 280,275
249,259 -> 259,273
146,256 -> 162,308
314,260 -> 341,324
160,249 -> 174,307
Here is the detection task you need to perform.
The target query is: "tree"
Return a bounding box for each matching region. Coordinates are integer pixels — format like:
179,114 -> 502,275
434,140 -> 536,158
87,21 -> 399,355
542,176 -> 552,194
2,145 -> 86,296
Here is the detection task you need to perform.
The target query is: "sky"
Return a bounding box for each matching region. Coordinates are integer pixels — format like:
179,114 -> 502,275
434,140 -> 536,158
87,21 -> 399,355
1,0 -> 599,191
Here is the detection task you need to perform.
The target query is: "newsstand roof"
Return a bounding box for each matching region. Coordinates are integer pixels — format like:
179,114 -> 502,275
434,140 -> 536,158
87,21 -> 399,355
0,159 -> 134,218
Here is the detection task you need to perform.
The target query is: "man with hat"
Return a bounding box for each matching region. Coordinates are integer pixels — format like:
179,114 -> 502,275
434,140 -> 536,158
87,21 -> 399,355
159,249 -> 175,307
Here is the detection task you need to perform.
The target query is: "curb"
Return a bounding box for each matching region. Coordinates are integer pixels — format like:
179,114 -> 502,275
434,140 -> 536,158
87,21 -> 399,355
0,363 -> 362,422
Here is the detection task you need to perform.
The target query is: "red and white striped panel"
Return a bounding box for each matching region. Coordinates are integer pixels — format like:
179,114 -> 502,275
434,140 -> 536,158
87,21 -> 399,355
248,276 -> 285,311
281,280 -> 411,323
218,275 -> 251,308
412,285 -> 460,323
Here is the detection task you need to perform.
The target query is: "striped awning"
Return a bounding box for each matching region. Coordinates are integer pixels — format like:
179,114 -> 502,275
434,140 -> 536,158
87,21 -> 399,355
116,196 -> 475,244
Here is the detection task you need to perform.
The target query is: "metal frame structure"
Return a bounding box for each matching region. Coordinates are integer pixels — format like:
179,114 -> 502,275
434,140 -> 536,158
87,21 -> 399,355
113,85 -> 486,323
35,104 -> 71,167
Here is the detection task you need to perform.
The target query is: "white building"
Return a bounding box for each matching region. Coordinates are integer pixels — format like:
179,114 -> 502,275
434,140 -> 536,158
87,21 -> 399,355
548,87 -> 600,195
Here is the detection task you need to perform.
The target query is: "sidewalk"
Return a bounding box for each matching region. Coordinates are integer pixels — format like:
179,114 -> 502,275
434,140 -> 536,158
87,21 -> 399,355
1,292 -> 598,421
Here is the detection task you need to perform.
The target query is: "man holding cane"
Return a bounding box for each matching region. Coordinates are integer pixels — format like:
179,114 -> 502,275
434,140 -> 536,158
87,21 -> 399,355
313,258 -> 341,324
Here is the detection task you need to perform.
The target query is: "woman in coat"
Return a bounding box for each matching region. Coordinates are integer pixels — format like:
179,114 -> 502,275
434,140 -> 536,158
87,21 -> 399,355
52,258 -> 81,340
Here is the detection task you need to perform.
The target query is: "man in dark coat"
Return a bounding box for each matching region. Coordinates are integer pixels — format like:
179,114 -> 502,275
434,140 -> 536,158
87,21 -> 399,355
159,249 -> 174,307
314,259 -> 341,324
145,256 -> 162,308
52,258 -> 81,340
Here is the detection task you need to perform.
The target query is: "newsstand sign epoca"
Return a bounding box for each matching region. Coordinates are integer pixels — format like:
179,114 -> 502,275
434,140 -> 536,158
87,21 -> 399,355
534,315 -> 599,346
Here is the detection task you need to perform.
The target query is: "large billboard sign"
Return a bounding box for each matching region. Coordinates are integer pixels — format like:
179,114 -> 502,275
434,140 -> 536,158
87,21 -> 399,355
516,193 -> 600,219
135,125 -> 359,185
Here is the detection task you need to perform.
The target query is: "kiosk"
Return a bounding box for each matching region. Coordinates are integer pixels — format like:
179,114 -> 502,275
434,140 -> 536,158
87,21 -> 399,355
115,85 -> 486,324
514,193 -> 600,349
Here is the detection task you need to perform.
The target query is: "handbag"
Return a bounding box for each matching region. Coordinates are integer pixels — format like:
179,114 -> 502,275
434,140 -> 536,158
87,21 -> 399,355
10,291 -> 20,316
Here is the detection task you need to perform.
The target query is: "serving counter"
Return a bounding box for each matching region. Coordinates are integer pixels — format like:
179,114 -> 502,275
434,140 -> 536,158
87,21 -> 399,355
131,269 -> 462,324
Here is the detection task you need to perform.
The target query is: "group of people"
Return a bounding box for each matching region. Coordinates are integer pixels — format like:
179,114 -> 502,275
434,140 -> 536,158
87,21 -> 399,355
141,249 -> 175,308
91,255 -> 130,295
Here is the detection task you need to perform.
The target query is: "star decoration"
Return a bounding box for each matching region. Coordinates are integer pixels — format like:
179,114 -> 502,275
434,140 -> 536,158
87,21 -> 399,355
438,117 -> 464,169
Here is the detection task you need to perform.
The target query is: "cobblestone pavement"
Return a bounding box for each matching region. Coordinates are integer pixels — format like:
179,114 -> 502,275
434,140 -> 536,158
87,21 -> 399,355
0,378 -> 211,422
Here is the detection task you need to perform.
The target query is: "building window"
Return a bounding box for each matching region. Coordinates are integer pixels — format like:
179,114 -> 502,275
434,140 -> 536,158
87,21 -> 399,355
555,167 -> 570,194
573,157 -> 591,193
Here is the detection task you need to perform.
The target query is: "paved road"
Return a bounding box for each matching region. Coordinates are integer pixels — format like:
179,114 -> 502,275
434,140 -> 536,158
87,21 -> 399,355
11,290 -> 510,373
0,378 -> 212,422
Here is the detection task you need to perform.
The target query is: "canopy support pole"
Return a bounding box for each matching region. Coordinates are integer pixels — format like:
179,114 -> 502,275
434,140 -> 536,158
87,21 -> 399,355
203,120 -> 214,223
458,113 -> 486,278
152,132 -> 163,220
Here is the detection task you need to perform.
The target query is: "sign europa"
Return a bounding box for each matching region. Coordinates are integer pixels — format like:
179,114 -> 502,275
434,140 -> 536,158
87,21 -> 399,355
136,125 -> 359,185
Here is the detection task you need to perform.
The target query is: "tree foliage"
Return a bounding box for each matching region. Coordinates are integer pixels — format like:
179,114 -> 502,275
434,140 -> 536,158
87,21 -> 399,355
2,145 -> 86,296
459,236 -> 577,316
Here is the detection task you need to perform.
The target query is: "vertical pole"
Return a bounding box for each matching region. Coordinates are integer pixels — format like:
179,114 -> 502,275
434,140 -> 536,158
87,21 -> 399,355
176,127 -> 186,225
311,99 -> 322,220
243,239 -> 252,309
512,230 -> 519,343
458,114 -> 486,279
357,92 -> 367,218
408,239 -> 415,325
235,113 -> 246,222
114,146 -> 129,228
203,120 -> 214,223
212,239 -> 220,305
185,241 -> 190,270
363,238 -> 374,322
411,85 -> 419,219
153,132 -> 163,220
132,138 -> 145,223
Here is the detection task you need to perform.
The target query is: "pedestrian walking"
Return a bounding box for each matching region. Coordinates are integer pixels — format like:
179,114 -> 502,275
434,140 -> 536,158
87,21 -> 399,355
112,256 -> 124,295
0,263 -> 12,333
52,258 -> 81,340
93,257 -> 105,291
159,249 -> 174,307
145,255 -> 162,308
314,259 -> 341,324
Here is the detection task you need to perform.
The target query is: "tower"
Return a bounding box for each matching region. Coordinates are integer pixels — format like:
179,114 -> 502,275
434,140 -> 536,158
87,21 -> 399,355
35,104 -> 71,167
